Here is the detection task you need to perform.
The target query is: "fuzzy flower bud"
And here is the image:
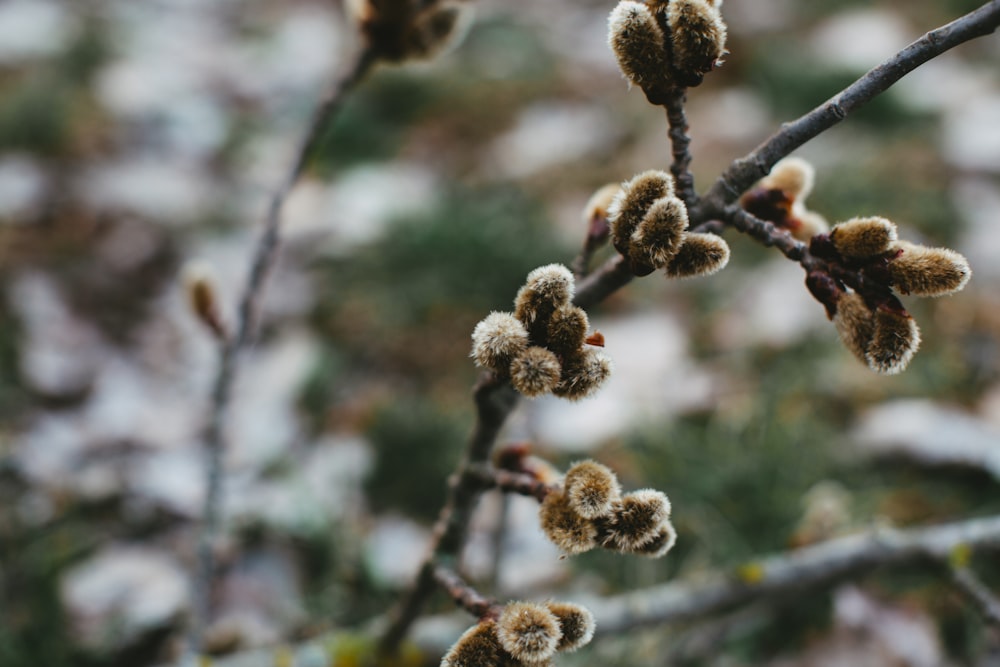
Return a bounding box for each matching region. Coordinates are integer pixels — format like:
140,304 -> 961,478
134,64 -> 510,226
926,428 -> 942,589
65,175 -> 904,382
759,157 -> 815,201
539,489 -> 598,555
866,305 -> 920,375
496,602 -> 562,664
441,621 -> 505,667
545,602 -> 596,653
514,264 -> 575,341
608,170 -> 675,263
403,2 -> 471,60
667,0 -> 727,87
830,216 -> 898,259
553,348 -> 614,401
471,311 -> 530,373
546,305 -> 590,357
583,183 -> 622,226
887,240 -> 971,297
832,292 -> 874,366
608,1 -> 672,92
633,196 -> 689,268
664,232 -> 730,278
564,460 -> 622,520
626,520 -> 677,558
510,346 -> 562,397
600,489 -> 672,551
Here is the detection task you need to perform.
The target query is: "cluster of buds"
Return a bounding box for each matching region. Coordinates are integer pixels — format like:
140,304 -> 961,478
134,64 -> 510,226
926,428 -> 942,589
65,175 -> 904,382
608,0 -> 727,101
539,460 -> 676,558
442,600 -> 595,666
471,265 -> 613,400
347,0 -> 472,61
740,157 -> 829,241
807,216 -> 971,374
608,170 -> 731,278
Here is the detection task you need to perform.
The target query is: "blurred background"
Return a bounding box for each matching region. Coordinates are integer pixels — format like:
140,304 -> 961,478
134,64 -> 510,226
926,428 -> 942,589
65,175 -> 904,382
1,0 -> 999,665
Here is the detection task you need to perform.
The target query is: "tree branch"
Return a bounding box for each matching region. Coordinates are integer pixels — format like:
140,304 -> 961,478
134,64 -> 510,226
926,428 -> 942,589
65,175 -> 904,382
952,565 -> 1000,628
699,0 -> 1000,212
663,89 -> 697,208
593,514 -> 1000,635
188,46 -> 376,657
379,376 -> 519,652
433,564 -> 502,620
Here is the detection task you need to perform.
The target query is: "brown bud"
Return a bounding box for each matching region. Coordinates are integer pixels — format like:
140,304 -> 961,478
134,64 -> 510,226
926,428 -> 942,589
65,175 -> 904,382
832,292 -> 874,366
608,170 -> 674,259
626,520 -> 677,558
546,305 -> 589,356
830,216 -> 898,259
510,347 -> 562,398
564,460 -> 622,520
471,311 -> 530,373
552,348 -> 614,401
887,240 -> 971,297
514,264 -> 575,342
666,0 -> 727,87
539,489 -> 597,555
866,305 -> 920,375
545,601 -> 596,652
633,196 -> 689,268
441,621 -> 506,667
496,602 -> 562,664
608,1 -> 672,92
759,157 -> 815,201
599,489 -> 672,551
182,261 -> 227,341
664,232 -> 730,278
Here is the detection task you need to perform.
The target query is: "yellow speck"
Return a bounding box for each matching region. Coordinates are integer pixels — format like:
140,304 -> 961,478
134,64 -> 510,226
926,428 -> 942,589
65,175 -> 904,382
736,562 -> 765,584
950,543 -> 972,569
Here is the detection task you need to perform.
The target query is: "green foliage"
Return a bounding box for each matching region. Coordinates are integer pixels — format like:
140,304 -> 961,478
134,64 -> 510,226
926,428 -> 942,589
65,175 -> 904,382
318,186 -> 568,328
364,397 -> 467,522
0,75 -> 74,155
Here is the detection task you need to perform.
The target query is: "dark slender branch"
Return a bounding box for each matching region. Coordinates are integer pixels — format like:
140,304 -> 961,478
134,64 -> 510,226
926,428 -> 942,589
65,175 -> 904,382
465,464 -> 555,502
663,89 -> 697,208
188,47 -> 376,657
699,1 -> 1000,212
593,514 -> 1000,634
721,207 -> 808,262
952,566 -> 1000,627
433,565 -> 503,621
380,376 -> 519,652
574,255 -> 635,310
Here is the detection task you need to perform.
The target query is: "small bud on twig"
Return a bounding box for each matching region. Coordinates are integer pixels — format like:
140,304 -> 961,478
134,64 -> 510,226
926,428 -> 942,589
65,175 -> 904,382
471,311 -> 530,374
887,240 -> 971,297
182,261 -> 228,342
829,216 -> 898,259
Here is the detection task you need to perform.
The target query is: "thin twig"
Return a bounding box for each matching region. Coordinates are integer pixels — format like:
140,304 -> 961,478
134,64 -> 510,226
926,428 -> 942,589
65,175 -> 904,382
433,564 -> 503,620
379,2 -> 1000,653
211,512 -> 1000,666
380,375 -> 519,652
188,47 -> 376,658
698,1 -> 1000,213
952,566 -> 1000,627
593,515 -> 1000,634
663,89 -> 697,208
721,207 -> 808,262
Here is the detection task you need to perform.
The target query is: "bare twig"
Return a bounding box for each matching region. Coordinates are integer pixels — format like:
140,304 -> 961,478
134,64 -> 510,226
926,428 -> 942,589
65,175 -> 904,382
380,376 -> 519,652
721,206 -> 807,262
379,2 -> 1000,654
698,1 -> 1000,213
188,47 -> 376,657
212,512 -> 1000,667
663,89 -> 697,208
433,564 -> 503,620
593,515 -> 1000,634
952,565 -> 1000,627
